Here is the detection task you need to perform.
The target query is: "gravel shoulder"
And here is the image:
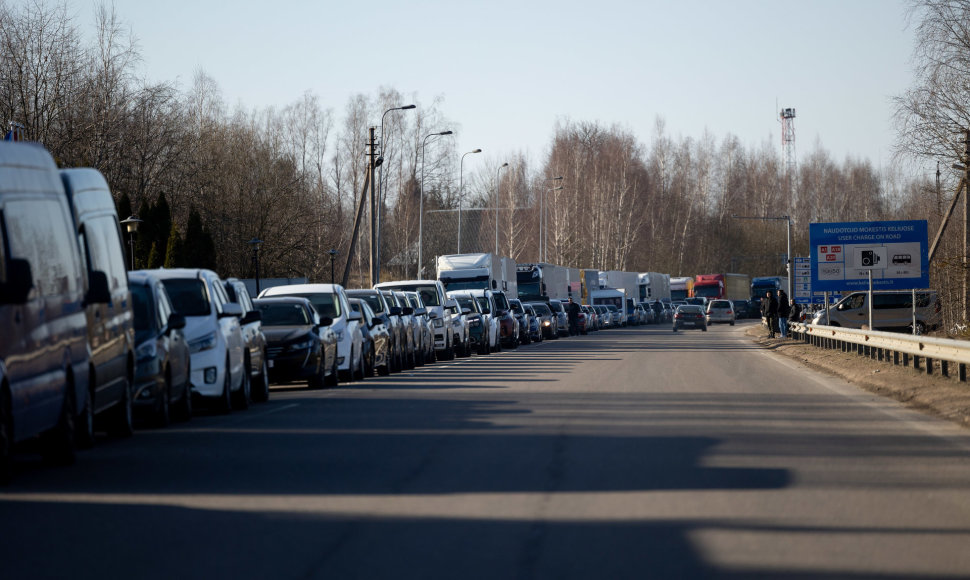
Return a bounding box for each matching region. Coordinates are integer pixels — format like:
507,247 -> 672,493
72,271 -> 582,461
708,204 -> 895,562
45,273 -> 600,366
744,322 -> 970,430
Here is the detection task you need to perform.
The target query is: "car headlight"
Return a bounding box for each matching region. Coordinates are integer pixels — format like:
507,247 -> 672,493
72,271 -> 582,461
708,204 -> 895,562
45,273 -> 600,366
136,341 -> 157,361
189,331 -> 217,354
469,319 -> 480,327
335,330 -> 345,341
291,339 -> 314,350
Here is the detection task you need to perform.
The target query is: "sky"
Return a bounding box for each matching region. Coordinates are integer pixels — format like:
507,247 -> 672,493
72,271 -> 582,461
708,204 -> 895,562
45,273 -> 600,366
79,0 -> 917,170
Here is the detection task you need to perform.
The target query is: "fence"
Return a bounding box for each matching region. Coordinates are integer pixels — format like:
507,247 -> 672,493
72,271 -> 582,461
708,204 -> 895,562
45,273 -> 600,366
789,322 -> 970,382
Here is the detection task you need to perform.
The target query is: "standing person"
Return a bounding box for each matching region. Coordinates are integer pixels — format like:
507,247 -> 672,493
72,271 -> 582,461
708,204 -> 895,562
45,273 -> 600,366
761,290 -> 778,339
567,297 -> 581,336
777,289 -> 791,338
788,298 -> 802,335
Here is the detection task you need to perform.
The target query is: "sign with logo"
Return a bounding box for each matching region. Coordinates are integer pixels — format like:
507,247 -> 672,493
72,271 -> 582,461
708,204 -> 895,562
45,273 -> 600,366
809,220 -> 929,293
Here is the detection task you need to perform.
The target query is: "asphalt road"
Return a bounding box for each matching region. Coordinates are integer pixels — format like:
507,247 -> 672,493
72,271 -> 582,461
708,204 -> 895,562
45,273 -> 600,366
3,320 -> 970,579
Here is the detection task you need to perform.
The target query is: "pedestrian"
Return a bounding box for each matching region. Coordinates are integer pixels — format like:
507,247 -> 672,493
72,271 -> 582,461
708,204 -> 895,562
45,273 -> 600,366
777,290 -> 791,338
788,298 -> 802,336
761,290 -> 778,338
567,297 -> 581,336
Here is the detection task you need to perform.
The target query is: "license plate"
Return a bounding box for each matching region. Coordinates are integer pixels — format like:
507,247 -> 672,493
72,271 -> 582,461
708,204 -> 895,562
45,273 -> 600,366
268,360 -> 274,368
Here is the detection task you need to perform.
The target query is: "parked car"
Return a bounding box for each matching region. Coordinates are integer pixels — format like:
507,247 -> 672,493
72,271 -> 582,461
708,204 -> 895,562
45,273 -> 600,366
402,291 -> 434,365
350,298 -> 390,377
732,299 -> 750,320
673,305 -> 708,332
255,297 -> 338,388
492,290 -> 519,349
581,305 -> 598,331
374,280 -> 456,360
509,298 -> 532,345
594,305 -> 611,329
347,288 -> 405,372
153,269 -> 248,412
466,289 -> 502,352
548,299 -> 569,337
61,167 -> 136,444
523,303 -> 544,342
528,301 -> 558,340
606,305 -> 622,327
0,142 -> 90,477
451,292 -> 490,355
387,290 -> 419,367
812,290 -> 941,333
130,271 -> 192,426
223,278 -> 269,403
706,299 -> 736,325
260,284 -> 366,382
662,302 -> 674,323
685,296 -> 708,308
439,290 -> 472,357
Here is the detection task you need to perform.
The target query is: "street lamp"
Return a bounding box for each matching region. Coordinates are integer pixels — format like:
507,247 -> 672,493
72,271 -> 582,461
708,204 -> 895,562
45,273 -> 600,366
730,214 -> 793,300
495,163 -> 509,255
328,248 -> 338,284
457,148 -> 482,253
542,177 -> 563,262
375,104 -> 416,284
248,237 -> 263,294
120,215 -> 143,271
419,130 -> 453,278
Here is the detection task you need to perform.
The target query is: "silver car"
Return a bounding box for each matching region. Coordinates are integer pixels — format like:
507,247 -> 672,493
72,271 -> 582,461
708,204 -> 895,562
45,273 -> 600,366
705,299 -> 736,325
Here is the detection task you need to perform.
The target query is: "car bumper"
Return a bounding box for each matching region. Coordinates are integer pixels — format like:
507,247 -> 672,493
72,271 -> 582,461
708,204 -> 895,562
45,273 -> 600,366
189,346 -> 227,398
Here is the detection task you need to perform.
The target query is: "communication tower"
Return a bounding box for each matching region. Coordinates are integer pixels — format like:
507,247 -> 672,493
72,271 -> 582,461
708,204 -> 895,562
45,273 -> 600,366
779,107 -> 796,187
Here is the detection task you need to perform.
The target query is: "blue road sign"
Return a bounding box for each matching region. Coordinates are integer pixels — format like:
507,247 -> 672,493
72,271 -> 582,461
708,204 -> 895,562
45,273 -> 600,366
809,220 -> 929,293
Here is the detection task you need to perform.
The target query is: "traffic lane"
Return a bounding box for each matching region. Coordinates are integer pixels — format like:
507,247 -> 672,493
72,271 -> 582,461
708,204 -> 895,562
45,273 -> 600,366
2,323 -> 970,578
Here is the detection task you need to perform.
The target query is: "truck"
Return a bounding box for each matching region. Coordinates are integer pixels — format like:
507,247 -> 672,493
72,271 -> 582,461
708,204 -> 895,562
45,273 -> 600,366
724,273 -> 751,300
749,275 -> 790,312
516,262 -> 569,302
638,272 -> 671,302
670,276 -> 693,301
436,253 -> 517,296
693,274 -> 726,300
599,270 -> 641,324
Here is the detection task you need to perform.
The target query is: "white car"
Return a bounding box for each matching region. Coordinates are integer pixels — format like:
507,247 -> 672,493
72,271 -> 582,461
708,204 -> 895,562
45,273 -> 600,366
153,269 -> 248,412
465,289 -> 500,352
259,284 -> 365,381
375,280 -> 457,360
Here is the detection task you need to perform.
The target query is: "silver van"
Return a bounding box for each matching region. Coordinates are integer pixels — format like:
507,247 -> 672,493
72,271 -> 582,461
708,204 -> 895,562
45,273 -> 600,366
813,290 -> 941,333
0,143 -> 90,480
61,168 -> 136,443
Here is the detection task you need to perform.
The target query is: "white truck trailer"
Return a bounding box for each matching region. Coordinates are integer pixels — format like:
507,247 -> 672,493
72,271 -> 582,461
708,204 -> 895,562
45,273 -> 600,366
436,253 -> 517,295
637,272 -> 671,302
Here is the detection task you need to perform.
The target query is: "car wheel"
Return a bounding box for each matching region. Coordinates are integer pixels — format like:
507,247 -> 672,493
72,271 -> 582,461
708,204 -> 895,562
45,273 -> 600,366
42,380 -> 76,466
232,360 -> 251,410
155,373 -> 172,428
353,348 -> 366,381
75,383 -> 95,449
702,326 -> 707,332
910,321 -> 926,335
253,358 -> 270,403
215,362 -> 232,414
730,321 -> 735,326
106,372 -> 134,438
176,366 -> 193,422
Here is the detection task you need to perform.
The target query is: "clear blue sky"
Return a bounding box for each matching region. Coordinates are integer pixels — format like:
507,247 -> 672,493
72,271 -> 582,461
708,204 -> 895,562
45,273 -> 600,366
86,0 -> 916,169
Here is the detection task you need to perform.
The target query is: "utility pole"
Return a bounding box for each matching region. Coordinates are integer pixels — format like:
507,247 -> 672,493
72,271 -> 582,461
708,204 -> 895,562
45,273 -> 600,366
341,133 -> 375,288
964,129 -> 969,322
369,126 -> 379,287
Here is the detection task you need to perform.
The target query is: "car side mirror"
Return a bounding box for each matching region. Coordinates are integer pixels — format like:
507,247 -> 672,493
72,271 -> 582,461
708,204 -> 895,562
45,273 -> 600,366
348,310 -> 363,322
220,302 -> 243,318
444,298 -> 459,310
389,306 -> 402,316
461,307 -> 471,315
86,270 -> 111,304
427,311 -> 439,320
320,316 -> 333,327
241,309 -> 262,325
1,258 -> 32,304
166,313 -> 186,333
401,306 -> 413,316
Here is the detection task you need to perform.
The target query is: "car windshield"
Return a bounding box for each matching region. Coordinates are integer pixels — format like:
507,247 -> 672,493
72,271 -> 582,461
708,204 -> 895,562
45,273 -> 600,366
380,284 -> 441,306
350,292 -> 385,314
510,301 -> 523,314
258,302 -> 312,326
549,302 -> 564,313
710,301 -> 731,309
530,303 -> 552,315
160,278 -> 211,317
131,283 -> 156,342
493,293 -> 510,311
290,292 -> 340,319
476,297 -> 491,314
456,296 -> 477,312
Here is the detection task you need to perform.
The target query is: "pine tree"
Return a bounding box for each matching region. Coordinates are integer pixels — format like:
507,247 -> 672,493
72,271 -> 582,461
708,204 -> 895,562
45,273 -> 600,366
164,222 -> 183,268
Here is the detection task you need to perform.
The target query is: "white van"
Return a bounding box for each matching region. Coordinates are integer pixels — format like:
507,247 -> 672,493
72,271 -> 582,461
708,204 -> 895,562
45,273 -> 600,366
813,290 -> 941,333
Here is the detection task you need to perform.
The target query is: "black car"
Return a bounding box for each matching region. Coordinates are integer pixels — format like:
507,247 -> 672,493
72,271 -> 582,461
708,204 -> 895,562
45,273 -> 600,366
349,298 -> 391,377
673,305 -> 707,332
255,297 -> 338,388
130,271 -> 192,426
732,299 -> 751,320
508,298 -> 532,345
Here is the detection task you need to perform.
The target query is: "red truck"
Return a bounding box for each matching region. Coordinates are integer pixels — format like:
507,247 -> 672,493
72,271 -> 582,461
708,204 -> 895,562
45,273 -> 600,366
693,274 -> 725,300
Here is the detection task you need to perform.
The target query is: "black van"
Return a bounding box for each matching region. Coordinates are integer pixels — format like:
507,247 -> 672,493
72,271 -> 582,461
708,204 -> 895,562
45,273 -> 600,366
61,169 -> 136,444
0,143 -> 90,480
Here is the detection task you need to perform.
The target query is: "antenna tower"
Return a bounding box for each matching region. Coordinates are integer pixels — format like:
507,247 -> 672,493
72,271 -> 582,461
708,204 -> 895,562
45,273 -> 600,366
780,107 -> 796,189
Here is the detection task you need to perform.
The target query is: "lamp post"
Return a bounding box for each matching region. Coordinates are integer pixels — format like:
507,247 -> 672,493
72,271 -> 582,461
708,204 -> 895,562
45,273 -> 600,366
420,130 -> 453,278
730,214 -> 793,300
542,177 -> 563,262
120,215 -> 143,271
375,104 -> 416,284
248,237 -> 263,294
495,163 -> 509,255
328,248 -> 338,284
457,148 -> 482,253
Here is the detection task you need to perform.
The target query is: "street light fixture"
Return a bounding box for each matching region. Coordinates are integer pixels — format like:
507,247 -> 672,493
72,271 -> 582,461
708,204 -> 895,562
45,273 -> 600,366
457,148 -> 482,253
730,214 -> 793,301
375,104 -> 416,284
542,177 -> 563,262
328,249 -> 339,284
248,237 -> 263,294
120,215 -> 143,271
419,130 -> 453,278
495,163 -> 509,255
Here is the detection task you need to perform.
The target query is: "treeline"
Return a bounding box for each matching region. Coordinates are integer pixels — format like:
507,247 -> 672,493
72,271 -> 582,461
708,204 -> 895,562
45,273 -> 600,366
1,1 -> 963,329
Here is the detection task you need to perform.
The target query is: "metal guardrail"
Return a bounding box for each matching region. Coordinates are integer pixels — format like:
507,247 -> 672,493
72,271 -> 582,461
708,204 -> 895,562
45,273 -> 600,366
788,322 -> 970,381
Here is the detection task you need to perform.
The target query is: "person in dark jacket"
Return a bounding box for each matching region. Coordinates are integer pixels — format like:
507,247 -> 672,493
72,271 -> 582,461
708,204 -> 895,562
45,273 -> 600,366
777,290 -> 791,338
788,298 -> 802,336
761,290 -> 779,338
567,297 -> 581,336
